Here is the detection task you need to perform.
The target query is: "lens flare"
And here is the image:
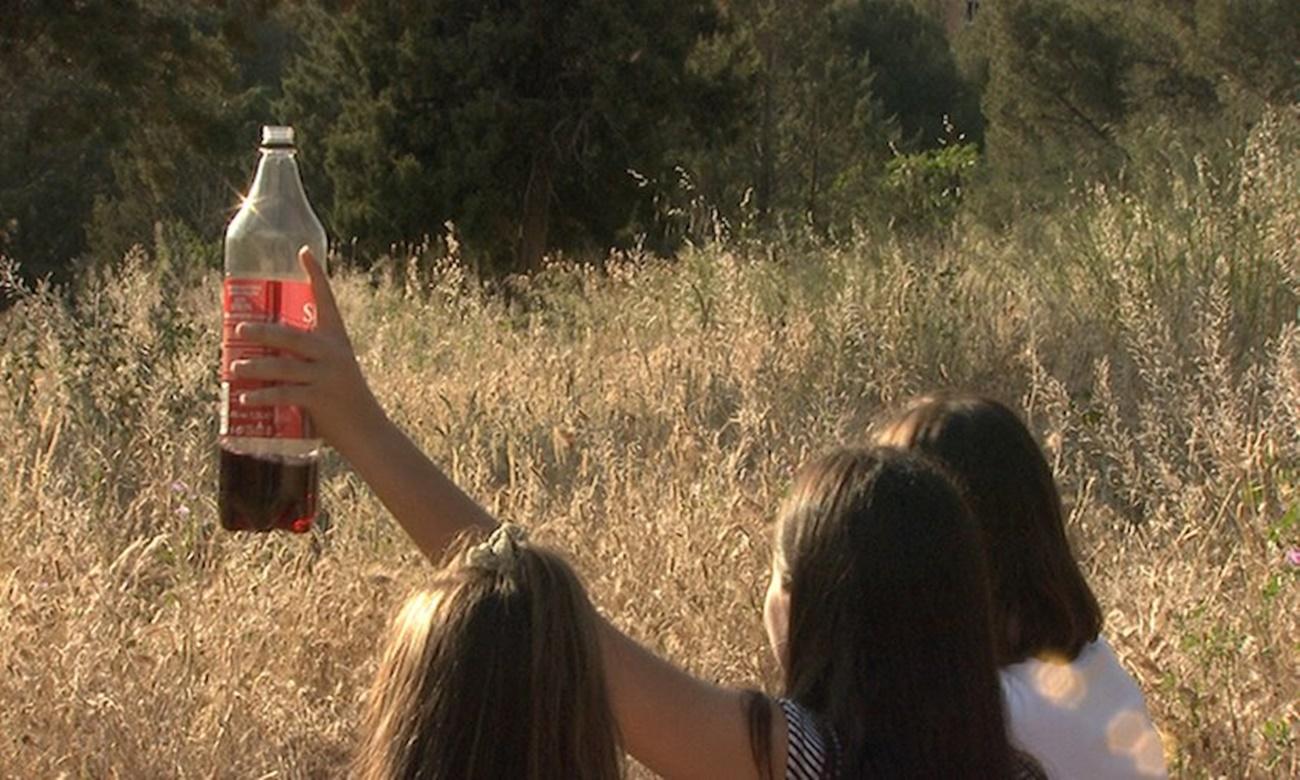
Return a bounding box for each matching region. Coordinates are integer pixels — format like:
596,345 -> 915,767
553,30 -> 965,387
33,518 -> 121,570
1107,709 -> 1167,776
1031,655 -> 1087,709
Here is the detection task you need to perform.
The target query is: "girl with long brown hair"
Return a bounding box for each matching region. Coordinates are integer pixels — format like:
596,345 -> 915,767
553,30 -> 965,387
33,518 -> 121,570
748,448 -> 1045,777
355,524 -> 621,780
235,249 -> 1041,778
875,394 -> 1166,778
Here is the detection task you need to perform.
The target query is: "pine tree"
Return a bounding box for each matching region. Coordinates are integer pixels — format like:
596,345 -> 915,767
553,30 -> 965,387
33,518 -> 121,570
281,0 -> 729,272
0,1 -> 259,277
968,0 -> 1295,203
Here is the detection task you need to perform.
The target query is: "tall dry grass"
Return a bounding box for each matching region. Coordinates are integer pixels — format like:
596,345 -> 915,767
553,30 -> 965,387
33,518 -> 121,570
2,110 -> 1298,777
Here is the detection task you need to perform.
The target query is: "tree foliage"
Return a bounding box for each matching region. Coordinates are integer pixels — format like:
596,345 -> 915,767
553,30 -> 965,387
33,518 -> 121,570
280,0 -> 731,272
1,0 -> 1295,280
0,0 -> 292,278
969,0 -> 1297,202
839,0 -> 982,148
693,0 -> 976,234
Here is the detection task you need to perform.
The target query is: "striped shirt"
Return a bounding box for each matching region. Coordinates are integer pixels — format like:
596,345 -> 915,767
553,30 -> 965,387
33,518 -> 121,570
778,698 -> 1048,780
779,699 -> 835,780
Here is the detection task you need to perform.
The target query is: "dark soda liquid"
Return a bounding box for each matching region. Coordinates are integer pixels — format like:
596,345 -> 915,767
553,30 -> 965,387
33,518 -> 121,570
219,448 -> 318,533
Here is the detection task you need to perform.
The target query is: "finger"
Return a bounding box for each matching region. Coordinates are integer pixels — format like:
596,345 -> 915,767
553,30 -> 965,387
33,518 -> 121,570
230,356 -> 317,384
240,385 -> 310,407
235,322 -> 326,360
298,246 -> 344,332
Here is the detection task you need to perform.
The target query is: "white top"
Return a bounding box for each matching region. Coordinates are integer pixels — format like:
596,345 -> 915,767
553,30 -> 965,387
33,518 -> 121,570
1001,637 -> 1167,779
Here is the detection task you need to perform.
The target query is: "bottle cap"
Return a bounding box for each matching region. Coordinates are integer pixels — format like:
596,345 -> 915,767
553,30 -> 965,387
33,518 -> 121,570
260,125 -> 295,149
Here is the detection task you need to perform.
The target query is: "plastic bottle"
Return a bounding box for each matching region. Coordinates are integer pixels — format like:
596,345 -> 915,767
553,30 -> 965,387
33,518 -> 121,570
219,125 -> 326,532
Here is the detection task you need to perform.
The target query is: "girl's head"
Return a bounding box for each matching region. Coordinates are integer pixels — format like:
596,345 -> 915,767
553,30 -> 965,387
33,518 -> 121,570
355,525 -> 621,780
874,394 -> 1102,664
763,447 -> 1014,776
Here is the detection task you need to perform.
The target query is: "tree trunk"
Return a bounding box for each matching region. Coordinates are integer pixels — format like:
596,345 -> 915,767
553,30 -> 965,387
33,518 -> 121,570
757,57 -> 775,228
517,143 -> 553,274
807,87 -> 821,230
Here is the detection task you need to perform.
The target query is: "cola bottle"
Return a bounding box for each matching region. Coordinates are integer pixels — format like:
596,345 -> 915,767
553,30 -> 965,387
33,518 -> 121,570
219,125 -> 326,533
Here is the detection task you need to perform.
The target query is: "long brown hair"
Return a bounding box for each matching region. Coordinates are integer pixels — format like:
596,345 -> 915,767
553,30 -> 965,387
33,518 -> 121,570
354,528 -> 621,780
875,394 -> 1103,664
771,447 -> 1018,777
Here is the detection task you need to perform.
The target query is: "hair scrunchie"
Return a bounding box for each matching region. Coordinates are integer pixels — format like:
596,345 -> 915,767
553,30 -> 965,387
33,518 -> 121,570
466,523 -> 529,573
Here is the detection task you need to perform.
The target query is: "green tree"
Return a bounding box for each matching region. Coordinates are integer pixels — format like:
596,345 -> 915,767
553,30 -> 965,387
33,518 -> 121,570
281,0 -> 731,272
713,0 -> 892,232
838,0 -> 983,148
978,0 -> 1133,185
0,1 -> 269,278
1139,0 -> 1299,108
700,0 -> 980,235
967,0 -> 1296,207
762,1 -> 891,230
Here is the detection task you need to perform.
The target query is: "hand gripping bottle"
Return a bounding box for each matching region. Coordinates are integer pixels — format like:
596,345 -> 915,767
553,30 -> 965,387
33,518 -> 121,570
219,125 -> 326,532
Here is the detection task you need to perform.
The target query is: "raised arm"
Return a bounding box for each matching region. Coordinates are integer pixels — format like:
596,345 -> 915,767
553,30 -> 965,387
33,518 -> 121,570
235,248 -> 783,779
232,248 -> 495,557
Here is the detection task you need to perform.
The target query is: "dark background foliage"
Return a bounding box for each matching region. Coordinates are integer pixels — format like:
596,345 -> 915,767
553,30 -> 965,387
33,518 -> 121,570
1,0 -> 1295,279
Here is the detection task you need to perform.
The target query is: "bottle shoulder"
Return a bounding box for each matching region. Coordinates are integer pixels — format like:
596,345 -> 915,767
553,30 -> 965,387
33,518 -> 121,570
226,198 -> 326,241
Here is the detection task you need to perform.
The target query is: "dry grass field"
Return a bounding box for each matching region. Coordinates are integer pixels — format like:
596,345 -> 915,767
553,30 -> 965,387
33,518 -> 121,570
2,112 -> 1298,777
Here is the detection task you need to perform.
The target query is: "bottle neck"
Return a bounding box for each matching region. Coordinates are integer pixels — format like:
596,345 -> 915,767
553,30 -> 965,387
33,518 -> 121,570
249,149 -> 309,204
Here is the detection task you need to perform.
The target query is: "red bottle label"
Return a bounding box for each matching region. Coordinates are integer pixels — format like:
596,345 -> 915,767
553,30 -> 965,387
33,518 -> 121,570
220,278 -> 318,439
